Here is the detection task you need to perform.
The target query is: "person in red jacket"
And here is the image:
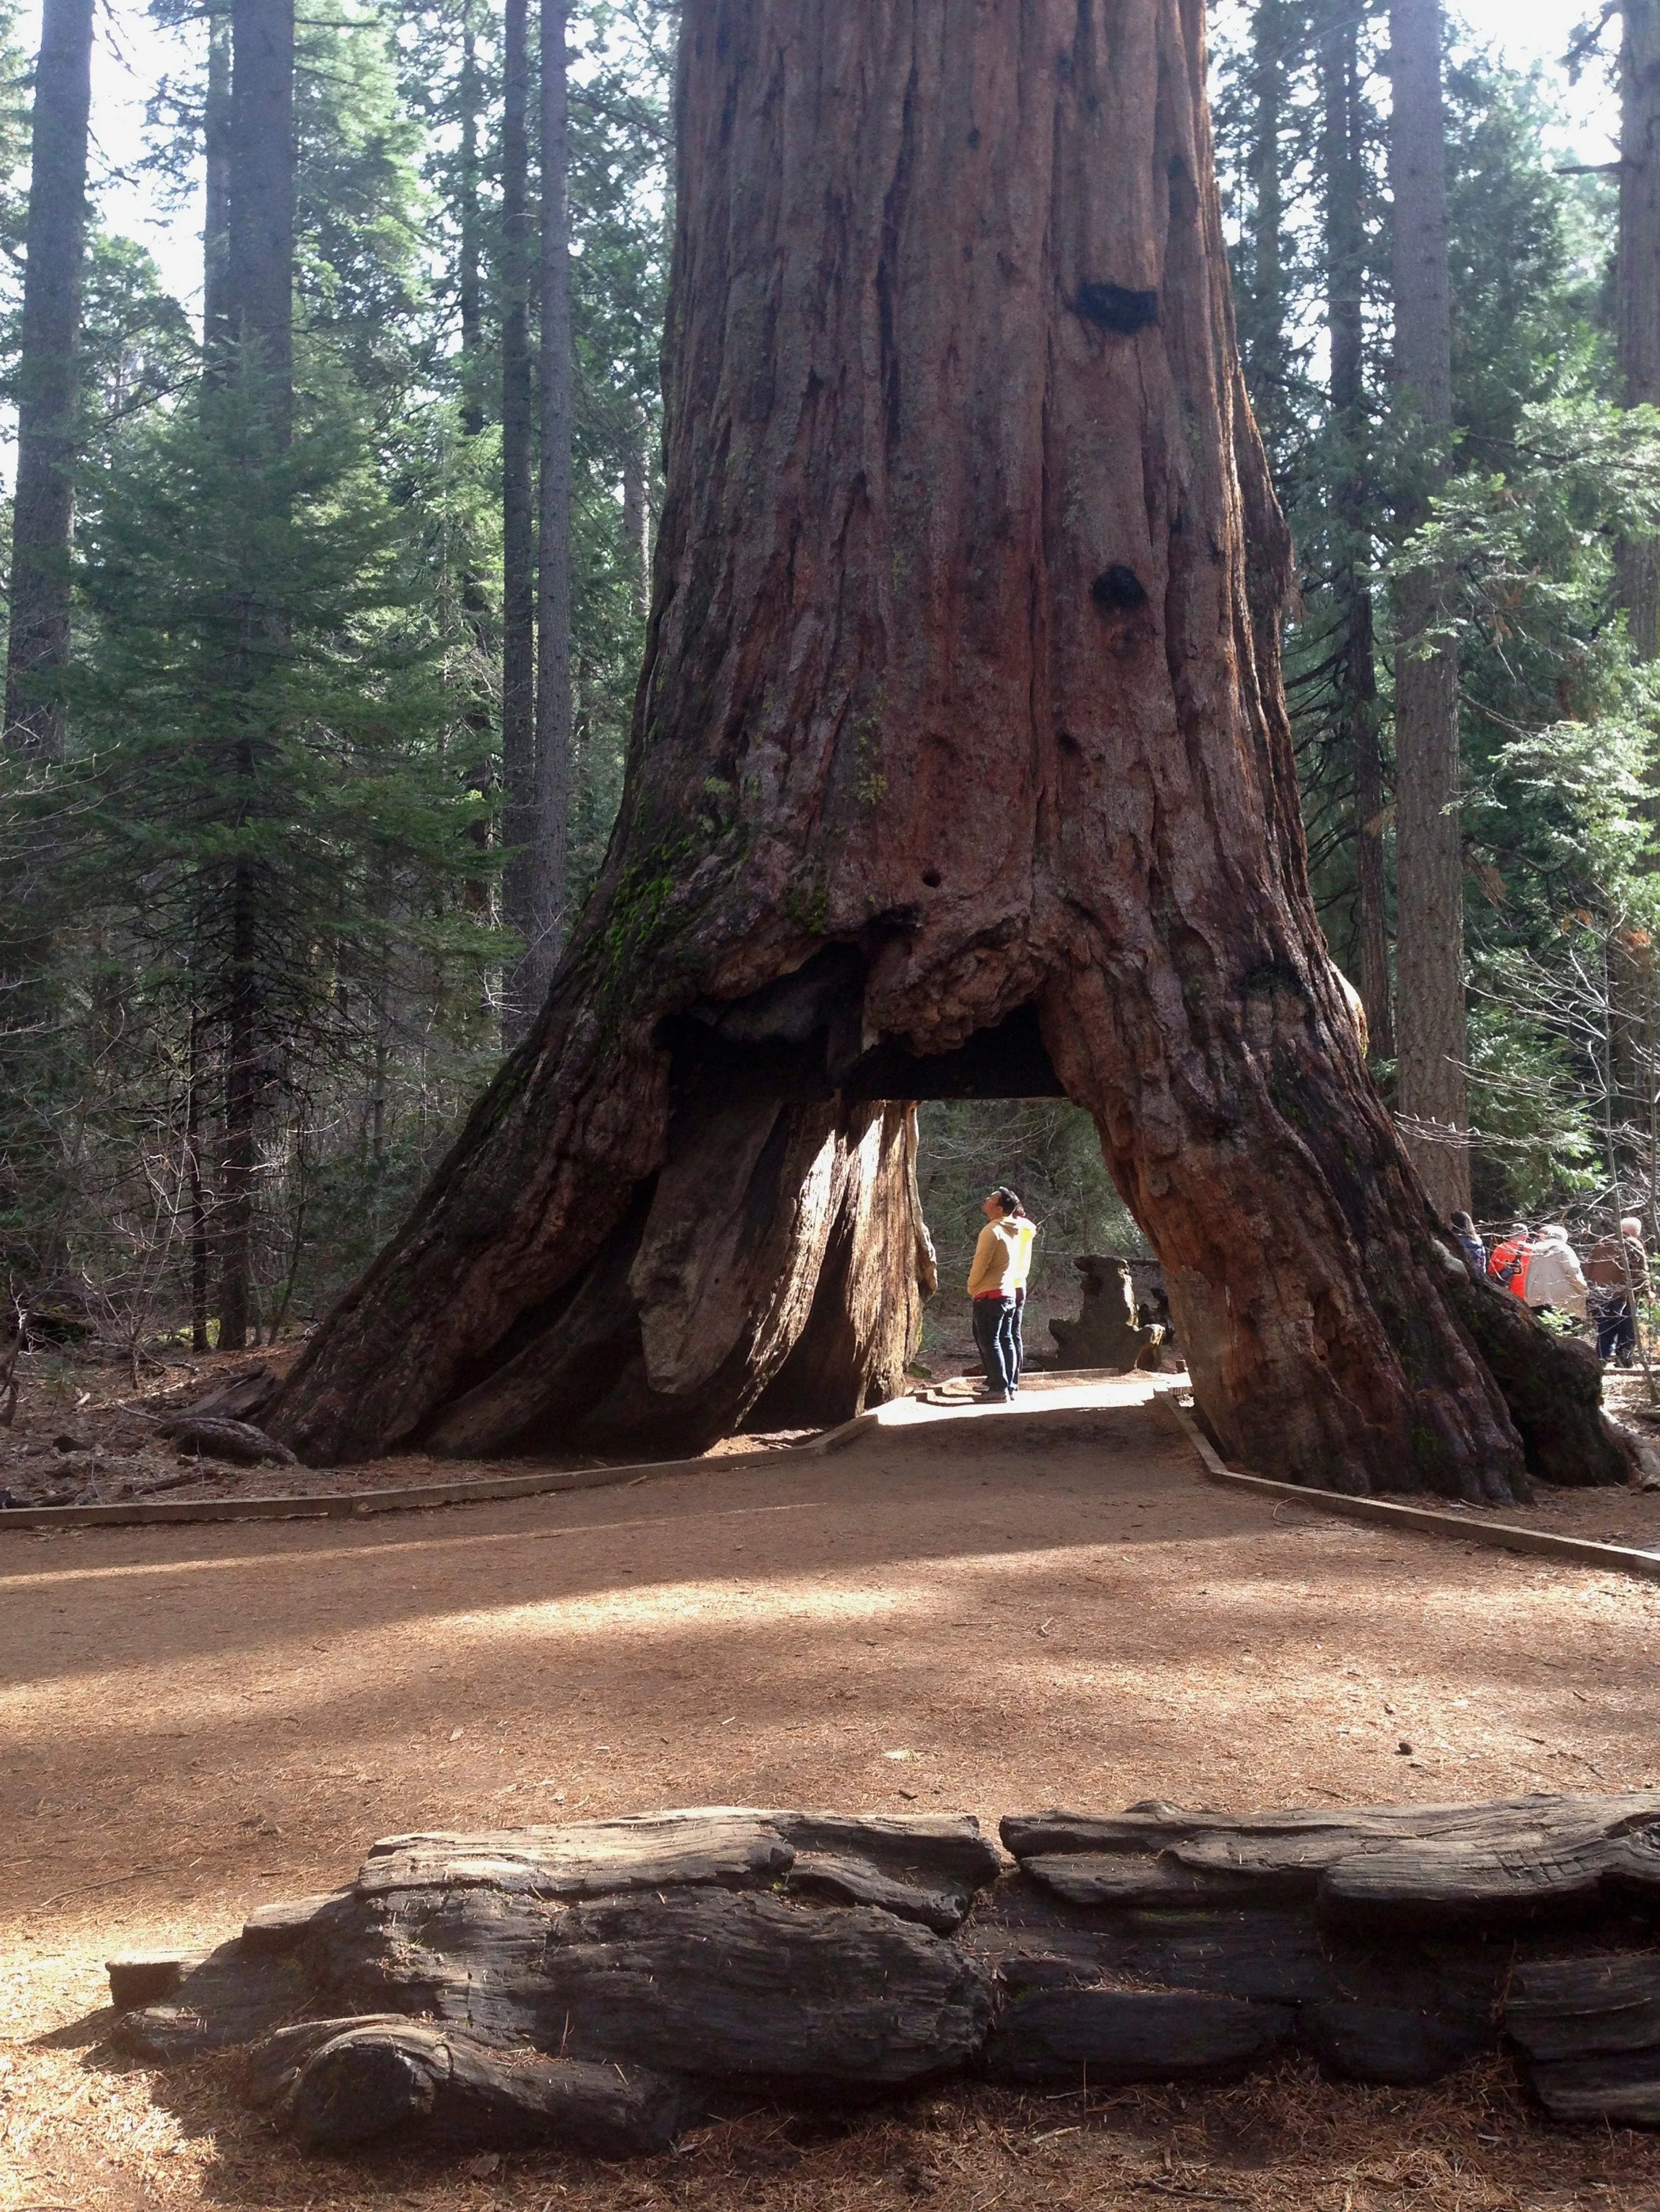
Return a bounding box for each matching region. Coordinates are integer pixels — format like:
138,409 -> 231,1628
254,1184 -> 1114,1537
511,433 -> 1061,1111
1487,1224 -> 1533,1301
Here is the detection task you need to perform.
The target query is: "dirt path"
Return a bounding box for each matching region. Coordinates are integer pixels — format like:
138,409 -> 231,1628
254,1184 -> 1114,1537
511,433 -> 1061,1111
5,1379 -> 1660,2210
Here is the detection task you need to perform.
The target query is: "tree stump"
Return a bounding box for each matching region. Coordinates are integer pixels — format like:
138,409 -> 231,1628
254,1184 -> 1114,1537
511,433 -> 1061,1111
265,0 -> 1625,1501
1048,1255 -> 1165,1374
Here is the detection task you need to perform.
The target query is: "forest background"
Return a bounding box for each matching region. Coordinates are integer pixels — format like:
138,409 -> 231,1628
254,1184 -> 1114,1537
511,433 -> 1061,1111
0,0 -> 1650,1361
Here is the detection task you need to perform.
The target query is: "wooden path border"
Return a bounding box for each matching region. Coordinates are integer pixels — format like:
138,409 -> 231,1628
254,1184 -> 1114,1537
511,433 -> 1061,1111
0,1410 -> 881,1534
0,1367 -> 1139,1536
1160,1391 -> 1660,1584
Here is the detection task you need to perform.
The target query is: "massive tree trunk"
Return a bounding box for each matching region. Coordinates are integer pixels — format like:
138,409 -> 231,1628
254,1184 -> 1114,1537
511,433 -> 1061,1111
1323,5 -> 1393,1063
272,0 -> 1624,1501
3,0 -> 93,761
531,0 -> 573,1001
1388,0 -> 1468,1214
499,0 -> 537,1037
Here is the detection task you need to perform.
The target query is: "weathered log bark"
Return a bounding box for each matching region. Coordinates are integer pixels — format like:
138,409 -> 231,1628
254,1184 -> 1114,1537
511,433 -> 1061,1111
270,0 -> 1623,1500
107,1795 -> 1660,2146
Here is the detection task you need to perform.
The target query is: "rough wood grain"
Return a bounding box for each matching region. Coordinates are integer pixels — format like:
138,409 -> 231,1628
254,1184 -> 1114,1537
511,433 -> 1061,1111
1004,1794 -> 1660,1921
310,1883 -> 995,2086
353,1811 -> 795,1901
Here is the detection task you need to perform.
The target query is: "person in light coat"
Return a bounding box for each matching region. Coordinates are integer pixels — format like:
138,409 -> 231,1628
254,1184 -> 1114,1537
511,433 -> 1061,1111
1523,1224 -> 1589,1321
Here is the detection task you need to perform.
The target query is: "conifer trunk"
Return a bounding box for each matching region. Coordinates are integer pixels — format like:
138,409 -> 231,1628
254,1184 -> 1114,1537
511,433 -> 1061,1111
1244,0 -> 1288,462
458,10 -> 484,439
218,0 -> 295,1352
499,0 -> 537,1035
531,0 -> 573,1000
1619,0 -> 1660,658
203,7 -> 232,351
4,0 -> 93,760
1388,0 -> 1467,1213
1612,0 -> 1660,1191
273,0 -> 1624,1501
1324,4 -> 1392,1061
622,417 -> 651,618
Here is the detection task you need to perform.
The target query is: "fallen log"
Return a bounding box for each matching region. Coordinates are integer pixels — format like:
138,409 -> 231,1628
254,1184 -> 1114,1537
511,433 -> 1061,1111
103,1796 -> 1660,2159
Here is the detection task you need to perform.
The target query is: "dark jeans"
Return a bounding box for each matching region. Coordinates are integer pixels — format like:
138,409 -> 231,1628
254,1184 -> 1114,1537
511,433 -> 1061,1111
1594,1292 -> 1637,1363
973,1296 -> 1016,1393
1004,1289 -> 1025,1386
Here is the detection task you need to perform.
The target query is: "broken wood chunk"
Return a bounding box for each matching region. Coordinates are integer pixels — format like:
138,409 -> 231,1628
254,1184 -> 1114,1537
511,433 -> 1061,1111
1522,2049 -> 1660,2127
110,1941 -> 310,2062
1020,1853 -> 1260,1908
106,1951 -> 204,2010
259,2019 -> 689,2155
784,1852 -> 971,1933
1507,1953 -> 1660,2064
771,1811 -> 1004,1894
240,1891 -> 355,1954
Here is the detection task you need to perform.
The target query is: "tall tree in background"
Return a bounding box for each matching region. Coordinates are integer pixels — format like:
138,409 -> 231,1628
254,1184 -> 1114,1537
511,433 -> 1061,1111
1242,0 -> 1294,464
1389,0 -> 1468,1211
203,5 -> 231,346
1619,0 -> 1660,656
1324,0 -> 1393,1057
533,0 -> 573,1001
225,0 -> 294,414
499,0 -> 536,1032
216,0 -> 296,1349
4,0 -> 93,759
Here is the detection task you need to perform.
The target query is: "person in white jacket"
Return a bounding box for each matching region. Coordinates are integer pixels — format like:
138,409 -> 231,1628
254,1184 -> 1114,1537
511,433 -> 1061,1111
1524,1224 -> 1589,1321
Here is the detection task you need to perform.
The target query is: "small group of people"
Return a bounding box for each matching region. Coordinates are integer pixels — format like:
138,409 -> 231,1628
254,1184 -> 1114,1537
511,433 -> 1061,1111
966,1186 -> 1036,1402
1449,1208 -> 1651,1367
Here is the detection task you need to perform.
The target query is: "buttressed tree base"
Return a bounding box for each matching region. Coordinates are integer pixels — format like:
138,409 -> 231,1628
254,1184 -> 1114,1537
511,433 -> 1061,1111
272,0 -> 1625,1502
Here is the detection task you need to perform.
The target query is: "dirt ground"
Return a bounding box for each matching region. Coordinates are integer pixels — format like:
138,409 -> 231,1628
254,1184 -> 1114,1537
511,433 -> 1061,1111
7,1377 -> 1660,2210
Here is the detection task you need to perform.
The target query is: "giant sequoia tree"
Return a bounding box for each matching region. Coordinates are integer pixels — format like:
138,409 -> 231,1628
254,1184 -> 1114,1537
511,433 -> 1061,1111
272,0 -> 1624,1501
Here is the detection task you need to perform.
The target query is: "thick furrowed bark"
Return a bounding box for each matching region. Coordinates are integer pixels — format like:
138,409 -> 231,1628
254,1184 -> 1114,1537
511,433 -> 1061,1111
272,0 -> 1625,1498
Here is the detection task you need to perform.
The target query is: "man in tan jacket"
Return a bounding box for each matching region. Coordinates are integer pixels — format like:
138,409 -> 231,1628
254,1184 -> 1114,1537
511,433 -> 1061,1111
1587,1217 -> 1651,1366
967,1191 -> 1019,1401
